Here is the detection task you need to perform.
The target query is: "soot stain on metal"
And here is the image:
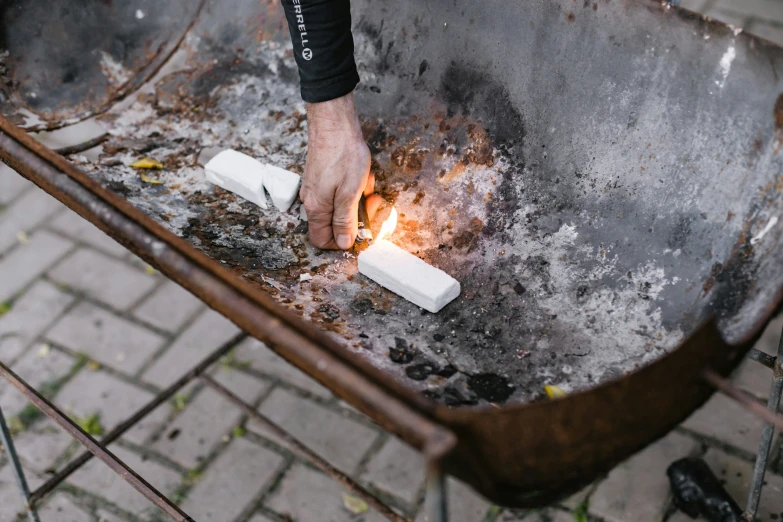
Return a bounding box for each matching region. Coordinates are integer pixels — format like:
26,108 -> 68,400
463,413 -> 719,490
66,13 -> 775,407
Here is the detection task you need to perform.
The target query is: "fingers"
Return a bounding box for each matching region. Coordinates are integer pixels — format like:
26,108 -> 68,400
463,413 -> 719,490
364,172 -> 375,197
332,183 -> 361,249
303,194 -> 339,249
366,193 -> 383,221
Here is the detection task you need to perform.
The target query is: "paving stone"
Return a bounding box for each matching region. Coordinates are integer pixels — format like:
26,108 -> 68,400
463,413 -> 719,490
701,449 -> 783,520
142,309 -> 240,388
153,370 -> 268,468
732,357 -> 775,400
267,464 -> 389,522
49,248 -> 158,310
132,280 -> 204,333
47,301 -> 165,374
414,478 -> 491,522
0,346 -> 75,417
748,21 -> 783,46
248,515 -> 276,522
361,436 -> 425,504
499,509 -> 573,522
560,483 -> 595,510
251,387 -> 379,473
682,393 -> 768,454
590,432 -> 697,522
752,314 -> 783,356
0,463 -> 36,521
38,493 -> 93,522
678,0 -> 709,12
703,7 -> 749,27
14,417 -> 75,479
0,280 -> 74,361
70,444 -> 182,520
714,0 -> 783,23
0,163 -> 32,206
0,230 -> 73,303
181,437 -> 285,522
49,208 -> 128,257
234,337 -> 331,397
0,187 -> 65,254
55,368 -> 169,445
97,509 -> 131,522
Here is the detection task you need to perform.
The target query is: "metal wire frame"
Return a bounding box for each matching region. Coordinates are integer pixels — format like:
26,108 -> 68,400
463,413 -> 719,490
0,331 -> 425,522
1,326 -> 780,522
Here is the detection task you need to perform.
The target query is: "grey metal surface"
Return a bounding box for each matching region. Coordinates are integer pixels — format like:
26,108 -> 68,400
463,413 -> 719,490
4,0 -> 783,407
0,0 -> 200,130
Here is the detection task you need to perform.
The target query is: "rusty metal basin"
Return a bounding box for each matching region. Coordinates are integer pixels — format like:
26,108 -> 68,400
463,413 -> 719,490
1,0 -> 781,507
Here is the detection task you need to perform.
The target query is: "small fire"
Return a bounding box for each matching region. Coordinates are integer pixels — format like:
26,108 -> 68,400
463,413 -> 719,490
377,207 -> 398,241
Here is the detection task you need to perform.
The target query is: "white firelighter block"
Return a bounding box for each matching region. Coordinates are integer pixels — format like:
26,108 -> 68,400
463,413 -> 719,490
262,163 -> 301,212
358,240 -> 460,313
205,150 -> 268,209
204,149 -> 301,212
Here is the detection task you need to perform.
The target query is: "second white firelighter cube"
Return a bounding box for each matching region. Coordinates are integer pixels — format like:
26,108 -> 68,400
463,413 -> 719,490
358,240 -> 460,313
204,149 -> 301,212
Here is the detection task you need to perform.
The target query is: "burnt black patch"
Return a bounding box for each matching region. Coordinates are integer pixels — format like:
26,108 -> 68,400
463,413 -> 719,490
467,373 -> 515,403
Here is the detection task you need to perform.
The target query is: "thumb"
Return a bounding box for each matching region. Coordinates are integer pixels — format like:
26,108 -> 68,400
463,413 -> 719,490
332,186 -> 361,249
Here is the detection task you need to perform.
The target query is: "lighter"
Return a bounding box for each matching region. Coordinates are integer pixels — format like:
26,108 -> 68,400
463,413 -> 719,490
356,194 -> 373,243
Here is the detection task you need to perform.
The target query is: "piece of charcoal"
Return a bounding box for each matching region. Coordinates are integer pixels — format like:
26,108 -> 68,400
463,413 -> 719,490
389,338 -> 416,364
667,457 -> 741,522
405,361 -> 439,381
437,365 -> 458,378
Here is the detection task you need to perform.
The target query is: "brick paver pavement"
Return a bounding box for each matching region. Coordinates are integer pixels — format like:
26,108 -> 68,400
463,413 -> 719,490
3,1 -> 783,520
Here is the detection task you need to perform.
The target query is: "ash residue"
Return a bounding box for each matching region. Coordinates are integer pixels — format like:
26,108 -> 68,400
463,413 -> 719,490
74,22 -> 762,409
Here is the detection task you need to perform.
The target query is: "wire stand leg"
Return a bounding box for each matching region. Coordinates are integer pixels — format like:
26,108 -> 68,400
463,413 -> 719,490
0,404 -> 40,522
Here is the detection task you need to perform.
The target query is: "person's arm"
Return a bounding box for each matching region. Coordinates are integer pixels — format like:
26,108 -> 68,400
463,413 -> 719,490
280,0 -> 381,249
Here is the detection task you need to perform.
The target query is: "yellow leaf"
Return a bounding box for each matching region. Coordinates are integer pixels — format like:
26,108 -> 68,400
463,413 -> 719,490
144,264 -> 157,275
140,172 -> 164,185
87,361 -> 101,371
545,385 -> 567,400
130,157 -> 163,169
36,343 -> 51,359
15,231 -> 29,244
342,494 -> 369,515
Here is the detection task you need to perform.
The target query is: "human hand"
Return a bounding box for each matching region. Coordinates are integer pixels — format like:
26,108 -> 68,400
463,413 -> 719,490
301,92 -> 383,249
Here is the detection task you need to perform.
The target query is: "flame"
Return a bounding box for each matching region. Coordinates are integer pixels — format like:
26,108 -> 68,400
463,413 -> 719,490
377,206 -> 398,241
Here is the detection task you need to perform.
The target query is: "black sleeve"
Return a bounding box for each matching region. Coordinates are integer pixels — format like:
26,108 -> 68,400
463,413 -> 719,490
280,0 -> 360,103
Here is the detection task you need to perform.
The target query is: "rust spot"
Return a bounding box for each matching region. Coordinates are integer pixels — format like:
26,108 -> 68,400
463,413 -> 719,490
405,151 -> 423,171
412,191 -> 425,205
391,147 -> 406,167
440,162 -> 467,183
403,219 -> 419,231
566,11 -> 576,23
702,277 -> 716,296
775,93 -> 783,130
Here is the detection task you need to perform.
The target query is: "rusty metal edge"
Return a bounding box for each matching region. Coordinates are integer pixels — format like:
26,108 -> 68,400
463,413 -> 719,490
17,0 -> 208,133
0,115 -> 453,458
